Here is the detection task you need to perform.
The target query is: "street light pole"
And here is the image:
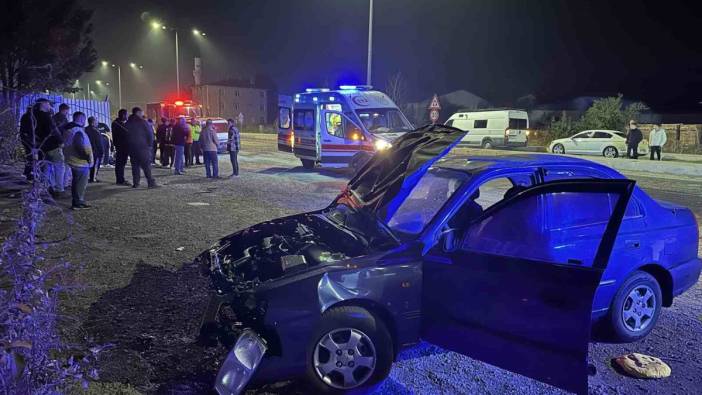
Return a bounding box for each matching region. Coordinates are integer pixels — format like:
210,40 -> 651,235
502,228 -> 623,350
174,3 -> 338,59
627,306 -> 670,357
175,29 -> 180,96
117,65 -> 122,109
366,0 -> 374,86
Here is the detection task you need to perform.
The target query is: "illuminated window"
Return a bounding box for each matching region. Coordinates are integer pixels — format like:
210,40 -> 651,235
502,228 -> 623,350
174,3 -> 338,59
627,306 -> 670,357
325,112 -> 344,138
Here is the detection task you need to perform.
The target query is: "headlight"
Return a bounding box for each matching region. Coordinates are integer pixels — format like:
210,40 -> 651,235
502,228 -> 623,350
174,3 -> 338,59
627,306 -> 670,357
374,139 -> 392,151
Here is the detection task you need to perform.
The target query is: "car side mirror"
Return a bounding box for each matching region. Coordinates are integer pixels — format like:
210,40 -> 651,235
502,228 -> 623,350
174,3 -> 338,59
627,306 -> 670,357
440,228 -> 459,252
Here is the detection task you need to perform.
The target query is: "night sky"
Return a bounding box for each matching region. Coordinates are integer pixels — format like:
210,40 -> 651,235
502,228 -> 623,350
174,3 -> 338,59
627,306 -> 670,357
83,0 -> 702,111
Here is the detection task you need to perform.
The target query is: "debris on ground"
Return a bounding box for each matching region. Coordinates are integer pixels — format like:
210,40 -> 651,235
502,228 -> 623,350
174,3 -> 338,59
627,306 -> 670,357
613,353 -> 672,379
175,246 -> 185,251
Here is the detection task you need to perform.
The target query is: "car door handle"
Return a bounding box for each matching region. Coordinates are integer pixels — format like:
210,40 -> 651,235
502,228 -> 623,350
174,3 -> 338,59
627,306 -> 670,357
626,240 -> 640,248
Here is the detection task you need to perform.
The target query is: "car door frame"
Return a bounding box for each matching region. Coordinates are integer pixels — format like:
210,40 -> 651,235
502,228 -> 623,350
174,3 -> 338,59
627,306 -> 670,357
420,178 -> 635,394
570,131 -> 593,154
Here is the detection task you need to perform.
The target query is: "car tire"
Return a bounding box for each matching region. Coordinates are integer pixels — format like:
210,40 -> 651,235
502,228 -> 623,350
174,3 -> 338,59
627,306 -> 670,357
607,271 -> 662,342
481,139 -> 493,149
301,158 -> 316,169
551,143 -> 565,154
306,306 -> 393,394
603,146 -> 619,158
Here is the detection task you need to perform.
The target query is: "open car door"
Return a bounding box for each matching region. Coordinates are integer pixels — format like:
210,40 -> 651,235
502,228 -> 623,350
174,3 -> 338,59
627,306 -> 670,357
422,179 -> 635,394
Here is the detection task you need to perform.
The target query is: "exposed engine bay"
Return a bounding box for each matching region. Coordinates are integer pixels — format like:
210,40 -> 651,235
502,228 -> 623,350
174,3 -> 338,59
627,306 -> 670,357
204,213 -> 370,293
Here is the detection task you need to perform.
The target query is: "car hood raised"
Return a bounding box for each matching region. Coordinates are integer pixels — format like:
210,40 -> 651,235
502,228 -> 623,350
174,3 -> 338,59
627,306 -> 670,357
339,124 -> 466,222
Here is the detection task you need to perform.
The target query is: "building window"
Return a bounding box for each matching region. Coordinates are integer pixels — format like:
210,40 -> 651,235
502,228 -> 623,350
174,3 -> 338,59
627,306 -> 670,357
235,90 -> 239,97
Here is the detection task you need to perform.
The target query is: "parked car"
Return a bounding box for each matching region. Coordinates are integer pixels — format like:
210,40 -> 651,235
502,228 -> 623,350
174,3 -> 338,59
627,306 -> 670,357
197,125 -> 700,395
445,109 -> 529,148
549,129 -> 649,158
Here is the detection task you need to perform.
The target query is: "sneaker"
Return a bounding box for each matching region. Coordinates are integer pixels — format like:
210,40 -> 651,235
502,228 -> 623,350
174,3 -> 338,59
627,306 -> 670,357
116,181 -> 132,186
148,184 -> 160,189
71,204 -> 91,210
132,184 -> 140,188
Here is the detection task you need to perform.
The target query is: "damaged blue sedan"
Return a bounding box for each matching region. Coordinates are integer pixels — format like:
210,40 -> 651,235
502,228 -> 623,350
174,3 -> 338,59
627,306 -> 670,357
197,125 -> 700,394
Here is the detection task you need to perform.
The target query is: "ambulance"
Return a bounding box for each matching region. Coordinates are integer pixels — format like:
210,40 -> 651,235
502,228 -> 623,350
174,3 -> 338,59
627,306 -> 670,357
277,86 -> 413,169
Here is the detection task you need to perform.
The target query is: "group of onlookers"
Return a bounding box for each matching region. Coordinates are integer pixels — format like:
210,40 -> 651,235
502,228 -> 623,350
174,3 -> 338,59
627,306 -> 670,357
18,97 -> 243,210
155,117 -> 240,179
626,120 -> 668,160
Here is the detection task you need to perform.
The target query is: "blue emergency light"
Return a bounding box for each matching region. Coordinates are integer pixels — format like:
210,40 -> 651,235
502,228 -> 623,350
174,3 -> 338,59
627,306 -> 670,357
339,85 -> 373,91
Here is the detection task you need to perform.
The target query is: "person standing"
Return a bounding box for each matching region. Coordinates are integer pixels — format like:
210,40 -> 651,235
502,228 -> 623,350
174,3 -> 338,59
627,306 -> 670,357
200,120 -> 220,178
32,98 -> 65,197
172,117 -> 190,175
112,109 -> 131,185
53,103 -> 70,131
649,123 -> 667,161
226,118 -> 240,177
125,107 -> 157,188
63,112 -> 93,209
184,119 -> 194,167
85,116 -> 104,183
148,118 -> 157,164
190,119 -> 202,165
19,106 -> 35,180
626,120 -> 643,159
156,118 -> 169,167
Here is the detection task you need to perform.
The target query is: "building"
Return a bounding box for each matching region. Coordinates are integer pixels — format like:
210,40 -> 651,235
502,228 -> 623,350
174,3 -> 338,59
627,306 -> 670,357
192,80 -> 272,126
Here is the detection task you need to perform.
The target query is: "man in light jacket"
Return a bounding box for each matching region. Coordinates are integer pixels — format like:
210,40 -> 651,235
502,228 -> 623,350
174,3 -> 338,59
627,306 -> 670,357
63,112 -> 93,209
649,123 -> 667,161
199,120 -> 220,178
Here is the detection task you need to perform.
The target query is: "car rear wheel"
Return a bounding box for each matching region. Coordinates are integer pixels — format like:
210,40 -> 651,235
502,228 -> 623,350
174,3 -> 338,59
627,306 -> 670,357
481,139 -> 494,149
607,271 -> 662,342
603,146 -> 618,158
551,143 -> 565,154
301,158 -> 316,169
306,306 -> 393,394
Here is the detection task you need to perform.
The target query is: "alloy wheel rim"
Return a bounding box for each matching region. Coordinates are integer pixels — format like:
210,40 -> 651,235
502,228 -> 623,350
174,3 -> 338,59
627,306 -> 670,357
553,145 -> 564,154
313,327 -> 376,389
604,147 -> 616,158
622,285 -> 656,332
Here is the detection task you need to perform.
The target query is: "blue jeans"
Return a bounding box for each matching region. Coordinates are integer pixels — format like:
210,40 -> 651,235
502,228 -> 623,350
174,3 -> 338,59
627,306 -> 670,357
70,166 -> 89,207
229,151 -> 238,176
174,145 -> 185,174
44,147 -> 65,192
203,151 -> 219,178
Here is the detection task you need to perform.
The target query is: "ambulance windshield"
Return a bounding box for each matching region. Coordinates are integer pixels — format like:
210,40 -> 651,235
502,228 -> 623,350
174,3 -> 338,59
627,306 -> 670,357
356,109 -> 412,134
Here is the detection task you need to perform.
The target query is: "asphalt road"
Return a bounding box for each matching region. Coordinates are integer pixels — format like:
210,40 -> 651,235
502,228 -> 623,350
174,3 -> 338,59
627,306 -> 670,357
1,137 -> 699,395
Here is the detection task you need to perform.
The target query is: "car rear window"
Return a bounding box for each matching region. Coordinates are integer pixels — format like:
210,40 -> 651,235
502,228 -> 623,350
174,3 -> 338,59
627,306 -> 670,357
294,109 -> 315,131
508,118 -> 527,129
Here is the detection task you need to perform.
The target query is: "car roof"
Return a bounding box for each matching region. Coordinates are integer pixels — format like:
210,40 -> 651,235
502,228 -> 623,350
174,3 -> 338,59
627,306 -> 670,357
435,153 -> 623,178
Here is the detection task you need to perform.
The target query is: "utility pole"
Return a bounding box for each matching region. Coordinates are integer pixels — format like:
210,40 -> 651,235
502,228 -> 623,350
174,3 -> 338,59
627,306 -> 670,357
175,30 -> 180,96
117,65 -> 122,109
366,0 -> 374,86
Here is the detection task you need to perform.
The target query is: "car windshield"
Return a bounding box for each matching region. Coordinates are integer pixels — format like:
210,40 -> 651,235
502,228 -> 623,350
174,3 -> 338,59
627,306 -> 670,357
355,108 -> 412,134
386,168 -> 470,237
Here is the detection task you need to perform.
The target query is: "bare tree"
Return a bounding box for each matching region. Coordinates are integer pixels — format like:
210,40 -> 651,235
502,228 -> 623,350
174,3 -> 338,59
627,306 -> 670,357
385,71 -> 407,108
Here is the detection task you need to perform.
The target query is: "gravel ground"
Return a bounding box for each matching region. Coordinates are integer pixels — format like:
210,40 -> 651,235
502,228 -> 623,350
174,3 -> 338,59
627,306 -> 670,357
1,136 -> 700,394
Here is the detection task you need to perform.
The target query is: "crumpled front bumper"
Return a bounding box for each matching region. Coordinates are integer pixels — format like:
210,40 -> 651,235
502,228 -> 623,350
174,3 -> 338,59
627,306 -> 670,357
215,330 -> 268,395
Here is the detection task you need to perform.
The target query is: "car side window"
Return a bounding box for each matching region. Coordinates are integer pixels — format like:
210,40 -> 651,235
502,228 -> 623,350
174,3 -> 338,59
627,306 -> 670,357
461,191 -> 620,266
574,132 -> 593,139
449,175 -> 533,229
473,120 -> 488,128
279,107 -> 291,129
593,132 -> 611,138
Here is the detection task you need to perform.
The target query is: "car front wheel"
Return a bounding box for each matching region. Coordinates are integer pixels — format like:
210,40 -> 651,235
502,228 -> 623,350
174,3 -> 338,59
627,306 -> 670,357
551,143 -> 565,154
603,146 -> 618,158
607,271 -> 662,342
307,306 -> 393,393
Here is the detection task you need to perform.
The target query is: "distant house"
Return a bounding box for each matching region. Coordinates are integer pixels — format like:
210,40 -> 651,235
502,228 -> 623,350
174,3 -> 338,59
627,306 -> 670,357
405,90 -> 492,125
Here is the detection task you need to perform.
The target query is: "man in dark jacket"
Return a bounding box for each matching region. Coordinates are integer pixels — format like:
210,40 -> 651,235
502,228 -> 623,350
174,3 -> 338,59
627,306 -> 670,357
125,107 -> 157,188
626,120 -> 644,159
53,103 -> 70,131
156,118 -> 169,167
32,99 -> 65,196
112,109 -> 130,185
171,117 -> 190,175
85,117 -> 105,183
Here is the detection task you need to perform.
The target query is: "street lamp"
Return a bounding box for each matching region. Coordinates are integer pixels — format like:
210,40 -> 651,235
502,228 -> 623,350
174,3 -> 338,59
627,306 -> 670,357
101,60 -> 144,109
367,0 -> 374,86
150,19 -> 206,96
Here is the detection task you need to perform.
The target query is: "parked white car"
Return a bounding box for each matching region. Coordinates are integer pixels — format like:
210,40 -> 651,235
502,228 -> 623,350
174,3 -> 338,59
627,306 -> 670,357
549,130 -> 648,158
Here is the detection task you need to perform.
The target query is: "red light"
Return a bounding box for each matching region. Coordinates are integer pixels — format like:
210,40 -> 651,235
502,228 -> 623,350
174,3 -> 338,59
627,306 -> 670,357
174,100 -> 184,106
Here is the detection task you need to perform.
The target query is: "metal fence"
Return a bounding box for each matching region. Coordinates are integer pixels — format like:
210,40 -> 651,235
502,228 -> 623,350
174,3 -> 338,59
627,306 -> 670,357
18,93 -> 111,125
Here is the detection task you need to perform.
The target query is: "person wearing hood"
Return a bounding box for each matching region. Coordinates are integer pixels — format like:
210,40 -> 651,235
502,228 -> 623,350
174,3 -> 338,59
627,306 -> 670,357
112,109 -> 131,186
32,98 -> 66,197
85,116 -> 105,183
125,107 -> 157,188
63,112 -> 93,209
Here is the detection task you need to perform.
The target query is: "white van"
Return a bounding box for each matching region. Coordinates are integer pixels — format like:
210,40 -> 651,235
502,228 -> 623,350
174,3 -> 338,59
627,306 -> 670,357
278,86 -> 413,169
445,110 -> 529,148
